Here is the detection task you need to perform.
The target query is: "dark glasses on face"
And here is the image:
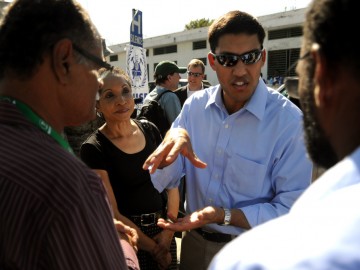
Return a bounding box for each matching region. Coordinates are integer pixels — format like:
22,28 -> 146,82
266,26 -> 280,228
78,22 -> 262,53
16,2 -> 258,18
187,71 -> 203,77
73,43 -> 114,71
211,49 -> 263,67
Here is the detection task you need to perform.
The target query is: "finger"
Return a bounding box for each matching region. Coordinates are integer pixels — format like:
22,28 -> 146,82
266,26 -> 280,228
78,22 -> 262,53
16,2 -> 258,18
166,213 -> 178,223
182,145 -> 207,168
156,219 -> 169,228
142,152 -> 161,171
143,142 -> 172,173
163,145 -> 183,165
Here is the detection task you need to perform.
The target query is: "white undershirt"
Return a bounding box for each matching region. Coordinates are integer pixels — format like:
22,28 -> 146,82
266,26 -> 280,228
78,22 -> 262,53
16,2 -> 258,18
187,83 -> 204,98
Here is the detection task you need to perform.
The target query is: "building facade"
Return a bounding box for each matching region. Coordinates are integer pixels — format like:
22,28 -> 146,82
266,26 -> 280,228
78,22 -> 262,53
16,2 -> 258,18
0,2 -> 305,88
108,8 -> 306,87
0,0 -> 9,19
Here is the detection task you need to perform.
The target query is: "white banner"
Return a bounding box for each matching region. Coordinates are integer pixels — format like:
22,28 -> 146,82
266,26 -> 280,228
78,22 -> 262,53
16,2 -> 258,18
126,44 -> 149,104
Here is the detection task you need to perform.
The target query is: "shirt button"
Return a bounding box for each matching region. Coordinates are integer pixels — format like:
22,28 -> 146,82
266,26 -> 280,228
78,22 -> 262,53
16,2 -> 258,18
225,124 -> 229,128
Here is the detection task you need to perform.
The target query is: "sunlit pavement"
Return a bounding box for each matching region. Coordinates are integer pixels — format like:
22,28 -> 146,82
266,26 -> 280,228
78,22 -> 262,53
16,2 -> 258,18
176,236 -> 182,268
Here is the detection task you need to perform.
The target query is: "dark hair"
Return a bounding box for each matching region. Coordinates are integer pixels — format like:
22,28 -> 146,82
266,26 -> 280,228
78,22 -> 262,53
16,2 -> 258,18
154,72 -> 175,85
208,10 -> 265,53
99,67 -> 132,95
0,0 -> 101,79
303,0 -> 359,73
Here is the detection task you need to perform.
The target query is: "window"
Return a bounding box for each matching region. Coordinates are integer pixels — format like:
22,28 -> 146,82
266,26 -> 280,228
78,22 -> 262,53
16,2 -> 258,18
268,27 -> 303,40
198,57 -> 207,65
267,48 -> 300,79
109,54 -> 118,62
153,45 -> 177,55
193,40 -> 207,50
147,64 -> 149,81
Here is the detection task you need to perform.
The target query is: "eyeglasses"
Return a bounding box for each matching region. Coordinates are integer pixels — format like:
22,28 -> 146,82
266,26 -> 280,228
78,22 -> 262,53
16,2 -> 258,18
211,49 -> 263,67
72,43 -> 114,79
187,71 -> 203,77
286,52 -> 311,76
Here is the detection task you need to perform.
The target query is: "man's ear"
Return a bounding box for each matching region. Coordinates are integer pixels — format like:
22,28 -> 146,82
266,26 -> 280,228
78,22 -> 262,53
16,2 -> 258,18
52,39 -> 75,84
260,49 -> 266,67
208,52 -> 216,71
312,44 -> 333,108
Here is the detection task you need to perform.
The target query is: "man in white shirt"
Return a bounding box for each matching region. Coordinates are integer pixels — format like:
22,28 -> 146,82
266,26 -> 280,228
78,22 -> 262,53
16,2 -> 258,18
175,59 -> 209,106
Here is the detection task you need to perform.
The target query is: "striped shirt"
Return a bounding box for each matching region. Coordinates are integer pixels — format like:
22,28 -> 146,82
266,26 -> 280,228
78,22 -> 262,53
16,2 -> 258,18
0,101 -> 128,269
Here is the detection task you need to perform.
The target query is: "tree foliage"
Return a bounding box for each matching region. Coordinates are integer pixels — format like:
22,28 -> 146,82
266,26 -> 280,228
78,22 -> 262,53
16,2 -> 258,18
185,18 -> 214,30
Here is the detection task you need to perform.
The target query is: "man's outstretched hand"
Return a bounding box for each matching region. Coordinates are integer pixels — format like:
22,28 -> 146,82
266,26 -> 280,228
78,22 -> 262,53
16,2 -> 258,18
143,128 -> 207,174
157,207 -> 222,232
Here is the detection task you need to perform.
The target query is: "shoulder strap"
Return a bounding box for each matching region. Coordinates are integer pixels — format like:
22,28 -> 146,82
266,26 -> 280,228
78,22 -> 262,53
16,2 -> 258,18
154,89 -> 172,102
137,118 -> 163,145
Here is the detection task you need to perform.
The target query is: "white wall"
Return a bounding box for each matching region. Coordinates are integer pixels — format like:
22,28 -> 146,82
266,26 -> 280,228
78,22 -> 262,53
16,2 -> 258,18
107,8 -> 306,89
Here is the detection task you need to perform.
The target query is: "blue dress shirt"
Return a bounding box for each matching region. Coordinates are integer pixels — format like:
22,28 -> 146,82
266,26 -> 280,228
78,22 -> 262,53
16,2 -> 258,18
209,147 -> 360,270
151,80 -> 312,235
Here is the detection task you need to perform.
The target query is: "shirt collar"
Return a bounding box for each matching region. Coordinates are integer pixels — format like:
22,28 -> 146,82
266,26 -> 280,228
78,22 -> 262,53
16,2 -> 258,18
205,79 -> 268,120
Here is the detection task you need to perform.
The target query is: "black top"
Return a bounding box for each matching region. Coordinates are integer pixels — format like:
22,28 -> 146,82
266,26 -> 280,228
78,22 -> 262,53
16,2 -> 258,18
174,86 -> 187,107
80,119 -> 164,217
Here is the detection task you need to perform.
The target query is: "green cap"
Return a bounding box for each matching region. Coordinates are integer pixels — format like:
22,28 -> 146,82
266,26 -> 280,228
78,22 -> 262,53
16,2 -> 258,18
154,61 -> 187,79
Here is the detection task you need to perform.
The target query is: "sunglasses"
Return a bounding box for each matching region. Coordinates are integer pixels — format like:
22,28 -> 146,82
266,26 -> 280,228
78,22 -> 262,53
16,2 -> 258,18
187,71 -> 203,77
211,49 -> 263,67
72,43 -> 114,80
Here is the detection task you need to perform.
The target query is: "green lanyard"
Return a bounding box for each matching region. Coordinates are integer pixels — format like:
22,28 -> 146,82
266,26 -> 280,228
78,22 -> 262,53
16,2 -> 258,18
1,96 -> 74,155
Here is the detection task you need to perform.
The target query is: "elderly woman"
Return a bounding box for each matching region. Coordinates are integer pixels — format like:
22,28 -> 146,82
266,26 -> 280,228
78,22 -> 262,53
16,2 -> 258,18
80,67 -> 179,270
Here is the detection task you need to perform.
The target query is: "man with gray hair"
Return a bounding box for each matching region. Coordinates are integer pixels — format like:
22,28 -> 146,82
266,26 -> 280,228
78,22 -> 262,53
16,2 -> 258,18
0,0 -> 138,269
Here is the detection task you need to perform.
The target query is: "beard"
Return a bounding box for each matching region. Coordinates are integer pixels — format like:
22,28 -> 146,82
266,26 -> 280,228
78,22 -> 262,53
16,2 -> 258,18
300,84 -> 338,169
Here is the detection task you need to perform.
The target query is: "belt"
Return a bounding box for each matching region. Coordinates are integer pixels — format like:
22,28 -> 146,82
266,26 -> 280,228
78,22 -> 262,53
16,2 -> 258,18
130,210 -> 163,227
195,228 -> 236,243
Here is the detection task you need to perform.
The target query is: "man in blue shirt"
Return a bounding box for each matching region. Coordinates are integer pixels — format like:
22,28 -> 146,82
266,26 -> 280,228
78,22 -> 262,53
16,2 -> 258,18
208,0 -> 360,269
144,10 -> 312,270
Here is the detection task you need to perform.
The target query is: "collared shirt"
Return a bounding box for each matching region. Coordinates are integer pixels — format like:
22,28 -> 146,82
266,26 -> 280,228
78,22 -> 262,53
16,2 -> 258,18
209,147 -> 360,270
143,86 -> 181,125
0,101 -> 128,269
151,80 -> 312,235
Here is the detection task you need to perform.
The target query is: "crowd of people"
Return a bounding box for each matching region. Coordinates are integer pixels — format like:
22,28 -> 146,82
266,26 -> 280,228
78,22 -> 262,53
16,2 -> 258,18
1,0 -> 359,270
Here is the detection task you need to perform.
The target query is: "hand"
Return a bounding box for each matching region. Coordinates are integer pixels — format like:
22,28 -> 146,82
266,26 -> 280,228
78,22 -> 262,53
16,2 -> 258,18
149,240 -> 172,270
143,128 -> 207,174
151,230 -> 174,270
151,247 -> 172,270
157,206 -> 220,232
114,219 -> 139,252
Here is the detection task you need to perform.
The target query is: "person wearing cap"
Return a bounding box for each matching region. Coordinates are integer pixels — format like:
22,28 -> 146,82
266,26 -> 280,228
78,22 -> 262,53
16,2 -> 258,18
143,60 -> 186,136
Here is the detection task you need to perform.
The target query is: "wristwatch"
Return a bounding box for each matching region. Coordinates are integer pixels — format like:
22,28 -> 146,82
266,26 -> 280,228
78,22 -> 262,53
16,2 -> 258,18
219,207 -> 231,226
